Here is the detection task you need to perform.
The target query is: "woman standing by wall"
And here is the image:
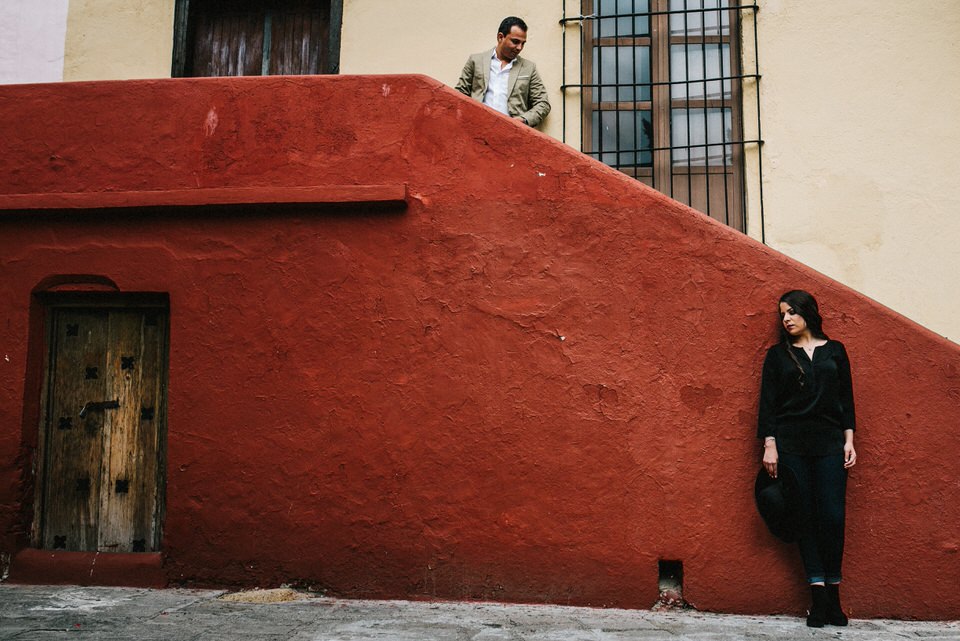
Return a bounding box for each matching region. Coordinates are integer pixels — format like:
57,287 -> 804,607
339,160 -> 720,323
758,290 -> 857,627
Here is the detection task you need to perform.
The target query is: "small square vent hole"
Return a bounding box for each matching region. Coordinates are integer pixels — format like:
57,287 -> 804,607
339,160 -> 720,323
657,560 -> 685,609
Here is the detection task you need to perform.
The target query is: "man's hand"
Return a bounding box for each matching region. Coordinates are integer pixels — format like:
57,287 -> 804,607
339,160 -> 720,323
454,57 -> 475,96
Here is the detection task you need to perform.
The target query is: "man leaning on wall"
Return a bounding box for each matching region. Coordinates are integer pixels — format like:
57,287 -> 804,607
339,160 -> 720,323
455,16 -> 551,128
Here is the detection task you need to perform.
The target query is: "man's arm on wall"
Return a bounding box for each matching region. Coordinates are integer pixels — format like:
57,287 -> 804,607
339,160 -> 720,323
455,57 -> 475,96
519,65 -> 551,128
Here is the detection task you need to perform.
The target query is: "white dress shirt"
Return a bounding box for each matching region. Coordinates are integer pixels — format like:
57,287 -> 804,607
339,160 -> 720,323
482,52 -> 514,116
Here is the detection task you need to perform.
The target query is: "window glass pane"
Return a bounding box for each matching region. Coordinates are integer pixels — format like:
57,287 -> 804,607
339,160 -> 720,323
671,108 -> 732,165
592,110 -> 653,167
670,44 -> 730,100
669,0 -> 729,37
596,0 -> 650,37
593,46 -> 651,102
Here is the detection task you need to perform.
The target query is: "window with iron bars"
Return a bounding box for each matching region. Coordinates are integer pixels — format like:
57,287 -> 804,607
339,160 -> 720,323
562,0 -> 761,232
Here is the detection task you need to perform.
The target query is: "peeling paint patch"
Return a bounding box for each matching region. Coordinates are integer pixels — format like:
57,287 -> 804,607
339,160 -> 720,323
203,108 -> 219,137
679,383 -> 722,415
584,384 -> 619,405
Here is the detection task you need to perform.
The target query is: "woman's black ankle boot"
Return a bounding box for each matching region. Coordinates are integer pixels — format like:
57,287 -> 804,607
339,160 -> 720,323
807,585 -> 828,627
825,583 -> 849,626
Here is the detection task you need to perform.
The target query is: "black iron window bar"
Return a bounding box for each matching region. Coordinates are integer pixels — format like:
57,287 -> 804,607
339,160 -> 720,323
561,1 -> 765,237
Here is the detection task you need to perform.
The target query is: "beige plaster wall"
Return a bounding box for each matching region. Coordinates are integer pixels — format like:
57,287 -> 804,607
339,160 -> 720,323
750,0 -> 960,341
339,0 -> 569,142
62,0 -> 175,81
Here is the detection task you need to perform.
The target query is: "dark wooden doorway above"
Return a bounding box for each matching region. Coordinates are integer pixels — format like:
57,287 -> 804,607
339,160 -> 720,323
172,0 -> 343,77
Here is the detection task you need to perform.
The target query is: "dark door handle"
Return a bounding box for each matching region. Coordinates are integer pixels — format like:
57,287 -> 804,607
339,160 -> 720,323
79,399 -> 120,419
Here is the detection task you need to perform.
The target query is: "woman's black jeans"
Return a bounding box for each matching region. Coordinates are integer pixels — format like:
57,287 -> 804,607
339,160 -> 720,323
779,451 -> 848,584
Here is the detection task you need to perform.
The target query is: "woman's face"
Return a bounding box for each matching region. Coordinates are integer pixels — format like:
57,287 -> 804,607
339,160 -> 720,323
779,302 -> 809,338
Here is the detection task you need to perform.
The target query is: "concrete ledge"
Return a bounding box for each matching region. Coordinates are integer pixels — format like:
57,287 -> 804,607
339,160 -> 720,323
0,184 -> 408,211
8,549 -> 165,588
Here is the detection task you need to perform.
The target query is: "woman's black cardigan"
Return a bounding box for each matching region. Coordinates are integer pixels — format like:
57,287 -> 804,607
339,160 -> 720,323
757,340 -> 856,456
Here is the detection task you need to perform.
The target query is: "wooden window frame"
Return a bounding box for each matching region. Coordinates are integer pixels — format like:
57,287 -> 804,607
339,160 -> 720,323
581,0 -> 745,230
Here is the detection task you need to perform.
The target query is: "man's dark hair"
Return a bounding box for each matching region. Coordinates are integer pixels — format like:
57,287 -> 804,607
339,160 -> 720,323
498,16 -> 528,37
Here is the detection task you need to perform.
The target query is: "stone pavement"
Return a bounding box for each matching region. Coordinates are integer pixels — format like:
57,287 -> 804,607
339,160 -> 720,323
1,584 -> 958,640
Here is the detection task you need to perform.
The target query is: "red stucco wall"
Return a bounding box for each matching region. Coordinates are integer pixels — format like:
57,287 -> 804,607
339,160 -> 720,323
1,75 -> 958,619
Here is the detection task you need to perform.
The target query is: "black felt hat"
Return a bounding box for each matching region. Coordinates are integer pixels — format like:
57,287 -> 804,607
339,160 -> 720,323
754,466 -> 801,543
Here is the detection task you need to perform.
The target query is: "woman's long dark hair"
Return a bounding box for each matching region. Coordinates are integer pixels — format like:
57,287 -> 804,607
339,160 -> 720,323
778,290 -> 829,386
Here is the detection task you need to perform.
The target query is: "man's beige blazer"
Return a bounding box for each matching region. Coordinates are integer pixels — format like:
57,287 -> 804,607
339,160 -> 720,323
455,49 -> 551,128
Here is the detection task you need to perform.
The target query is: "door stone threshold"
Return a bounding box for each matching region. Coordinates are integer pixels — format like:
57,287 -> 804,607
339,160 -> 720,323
7,548 -> 164,588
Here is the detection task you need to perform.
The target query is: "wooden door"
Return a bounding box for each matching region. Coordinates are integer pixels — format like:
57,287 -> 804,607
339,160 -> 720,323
38,302 -> 167,553
185,0 -> 331,77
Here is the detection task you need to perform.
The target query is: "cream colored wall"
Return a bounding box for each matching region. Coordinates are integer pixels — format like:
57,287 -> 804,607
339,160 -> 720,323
62,0 -> 175,81
339,0 -> 568,141
750,0 -> 960,341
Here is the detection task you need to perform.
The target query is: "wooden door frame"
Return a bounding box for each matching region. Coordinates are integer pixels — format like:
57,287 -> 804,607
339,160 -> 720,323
32,292 -> 170,551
